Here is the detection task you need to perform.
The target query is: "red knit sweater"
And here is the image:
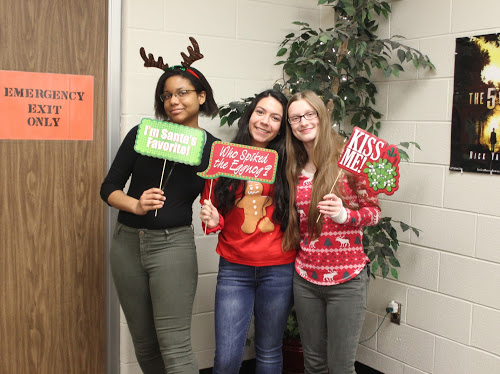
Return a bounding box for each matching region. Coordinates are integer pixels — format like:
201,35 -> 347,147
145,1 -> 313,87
201,179 -> 296,267
295,170 -> 380,285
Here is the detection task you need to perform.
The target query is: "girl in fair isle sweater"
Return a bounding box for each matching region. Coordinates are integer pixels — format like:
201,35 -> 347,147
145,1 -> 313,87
282,91 -> 381,374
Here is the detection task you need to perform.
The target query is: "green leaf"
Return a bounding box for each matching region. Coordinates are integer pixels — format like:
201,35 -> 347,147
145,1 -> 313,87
367,251 -> 376,261
227,111 -> 241,127
392,63 -> 404,71
389,227 -> 398,241
344,4 -> 356,16
412,227 -> 421,238
390,41 -> 401,49
318,0 -> 328,4
400,142 -> 410,149
410,141 -> 421,150
277,47 -> 288,57
389,257 -> 401,267
364,62 -> 372,77
228,101 -> 240,109
371,261 -> 379,273
351,112 -> 361,125
219,107 -> 231,117
391,268 -> 399,280
400,222 -> 410,232
382,246 -> 394,257
397,49 -> 406,63
359,42 -> 367,56
398,148 -> 409,161
381,262 -> 389,278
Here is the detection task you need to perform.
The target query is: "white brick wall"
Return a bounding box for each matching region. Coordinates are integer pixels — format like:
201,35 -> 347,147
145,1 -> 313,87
355,0 -> 500,373
118,0 -> 500,372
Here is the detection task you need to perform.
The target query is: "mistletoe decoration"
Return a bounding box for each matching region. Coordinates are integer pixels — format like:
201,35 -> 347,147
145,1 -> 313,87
363,145 -> 400,194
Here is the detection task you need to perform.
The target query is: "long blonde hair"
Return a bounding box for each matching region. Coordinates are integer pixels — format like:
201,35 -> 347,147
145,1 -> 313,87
282,91 -> 355,251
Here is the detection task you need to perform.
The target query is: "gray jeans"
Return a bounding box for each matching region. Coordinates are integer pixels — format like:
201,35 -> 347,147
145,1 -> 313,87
293,266 -> 369,374
110,223 -> 198,374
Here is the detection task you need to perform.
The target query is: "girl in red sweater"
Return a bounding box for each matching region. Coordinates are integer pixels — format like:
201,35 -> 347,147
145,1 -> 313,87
200,89 -> 295,374
283,91 -> 380,374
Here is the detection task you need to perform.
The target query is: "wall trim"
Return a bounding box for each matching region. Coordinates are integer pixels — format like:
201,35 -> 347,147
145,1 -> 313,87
106,0 -> 122,373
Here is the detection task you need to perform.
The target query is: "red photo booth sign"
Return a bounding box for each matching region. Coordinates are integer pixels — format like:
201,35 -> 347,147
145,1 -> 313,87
197,141 -> 278,184
338,127 -> 400,195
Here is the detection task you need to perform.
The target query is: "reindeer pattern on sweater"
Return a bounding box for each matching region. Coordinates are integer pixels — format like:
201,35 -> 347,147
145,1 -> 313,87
295,170 -> 381,286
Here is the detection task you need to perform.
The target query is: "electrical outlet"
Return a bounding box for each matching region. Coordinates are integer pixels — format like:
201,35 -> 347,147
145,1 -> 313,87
390,302 -> 402,325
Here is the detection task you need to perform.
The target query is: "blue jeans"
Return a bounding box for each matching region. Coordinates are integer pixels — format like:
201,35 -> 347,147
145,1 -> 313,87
293,266 -> 369,374
213,257 -> 295,374
110,224 -> 198,374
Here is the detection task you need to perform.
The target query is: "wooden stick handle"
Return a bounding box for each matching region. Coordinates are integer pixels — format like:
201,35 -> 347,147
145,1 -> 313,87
316,170 -> 343,223
204,179 -> 213,235
155,159 -> 167,217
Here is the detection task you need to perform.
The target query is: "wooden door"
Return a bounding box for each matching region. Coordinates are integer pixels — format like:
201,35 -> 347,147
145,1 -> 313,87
0,1 -> 107,373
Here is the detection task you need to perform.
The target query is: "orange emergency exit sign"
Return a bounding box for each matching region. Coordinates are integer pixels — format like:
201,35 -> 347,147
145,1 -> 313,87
0,70 -> 94,140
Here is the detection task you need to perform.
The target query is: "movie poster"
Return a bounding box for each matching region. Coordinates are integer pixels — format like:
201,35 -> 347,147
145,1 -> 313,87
450,33 -> 500,174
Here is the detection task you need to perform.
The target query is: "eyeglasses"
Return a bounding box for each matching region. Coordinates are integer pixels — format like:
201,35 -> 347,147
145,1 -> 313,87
160,89 -> 197,102
288,111 -> 318,124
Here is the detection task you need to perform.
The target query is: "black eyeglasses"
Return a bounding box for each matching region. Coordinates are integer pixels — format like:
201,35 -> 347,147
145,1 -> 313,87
160,89 -> 197,102
288,111 -> 318,124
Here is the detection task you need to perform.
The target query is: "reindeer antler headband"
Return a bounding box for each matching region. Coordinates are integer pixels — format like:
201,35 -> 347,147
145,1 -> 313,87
139,37 -> 204,79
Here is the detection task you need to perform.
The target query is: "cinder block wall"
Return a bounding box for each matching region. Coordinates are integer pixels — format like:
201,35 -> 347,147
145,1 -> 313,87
356,1 -> 500,373
119,0 -> 500,373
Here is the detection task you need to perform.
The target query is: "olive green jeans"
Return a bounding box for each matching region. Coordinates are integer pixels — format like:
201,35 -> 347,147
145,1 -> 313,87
110,223 -> 198,374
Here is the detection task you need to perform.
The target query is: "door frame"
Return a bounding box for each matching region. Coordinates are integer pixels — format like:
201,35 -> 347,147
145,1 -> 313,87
106,0 -> 122,373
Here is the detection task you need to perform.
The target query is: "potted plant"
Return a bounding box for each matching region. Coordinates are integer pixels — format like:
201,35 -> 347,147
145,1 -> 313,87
282,307 -> 303,374
216,0 -> 432,280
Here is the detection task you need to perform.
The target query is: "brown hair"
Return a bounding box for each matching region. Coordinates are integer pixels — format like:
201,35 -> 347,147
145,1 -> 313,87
282,91 -> 368,251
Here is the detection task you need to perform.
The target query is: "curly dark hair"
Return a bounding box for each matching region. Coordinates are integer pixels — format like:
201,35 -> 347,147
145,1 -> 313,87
213,89 -> 290,230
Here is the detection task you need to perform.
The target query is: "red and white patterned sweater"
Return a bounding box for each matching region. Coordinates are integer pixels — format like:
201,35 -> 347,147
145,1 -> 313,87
295,170 -> 380,286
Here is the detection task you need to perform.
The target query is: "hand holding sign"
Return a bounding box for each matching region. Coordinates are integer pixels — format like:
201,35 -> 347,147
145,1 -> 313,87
200,199 -> 220,229
136,188 -> 166,215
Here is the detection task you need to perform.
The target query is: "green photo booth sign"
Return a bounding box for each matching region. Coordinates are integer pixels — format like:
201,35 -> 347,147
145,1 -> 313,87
134,118 -> 205,165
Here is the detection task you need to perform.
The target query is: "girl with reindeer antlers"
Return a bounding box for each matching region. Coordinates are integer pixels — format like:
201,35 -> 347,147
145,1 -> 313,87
100,38 -> 218,374
282,91 -> 380,374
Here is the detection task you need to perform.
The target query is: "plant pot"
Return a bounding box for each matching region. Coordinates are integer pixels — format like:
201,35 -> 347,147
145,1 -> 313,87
282,338 -> 304,374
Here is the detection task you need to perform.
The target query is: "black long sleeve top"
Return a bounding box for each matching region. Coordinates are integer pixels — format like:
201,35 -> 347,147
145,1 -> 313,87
100,125 -> 218,230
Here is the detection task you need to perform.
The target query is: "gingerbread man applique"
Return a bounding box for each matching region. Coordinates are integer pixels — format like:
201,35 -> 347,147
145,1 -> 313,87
235,181 -> 275,234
